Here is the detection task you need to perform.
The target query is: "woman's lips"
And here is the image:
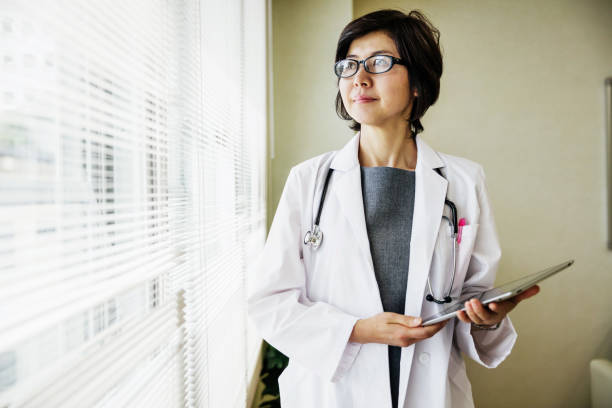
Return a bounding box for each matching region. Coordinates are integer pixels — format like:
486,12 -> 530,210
354,98 -> 377,103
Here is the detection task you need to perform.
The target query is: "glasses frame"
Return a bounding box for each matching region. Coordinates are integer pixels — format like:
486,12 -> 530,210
334,55 -> 407,78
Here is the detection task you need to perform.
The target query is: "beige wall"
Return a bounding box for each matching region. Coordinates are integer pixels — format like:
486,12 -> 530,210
269,0 -> 354,226
271,0 -> 612,407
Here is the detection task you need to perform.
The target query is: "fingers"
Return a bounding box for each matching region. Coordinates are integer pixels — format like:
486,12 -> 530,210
466,299 -> 497,324
413,323 -> 446,338
456,309 -> 470,323
463,299 -> 497,325
488,300 -> 515,315
384,313 -> 423,328
510,285 -> 540,304
490,286 -> 540,313
435,319 -> 449,330
387,318 -> 450,347
407,316 -> 422,327
426,319 -> 448,333
455,286 -> 542,327
402,320 -> 448,339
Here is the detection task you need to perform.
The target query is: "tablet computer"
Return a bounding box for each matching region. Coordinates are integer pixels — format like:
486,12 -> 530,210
421,259 -> 574,326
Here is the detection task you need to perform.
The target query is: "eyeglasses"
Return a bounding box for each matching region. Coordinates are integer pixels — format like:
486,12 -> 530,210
334,55 -> 407,78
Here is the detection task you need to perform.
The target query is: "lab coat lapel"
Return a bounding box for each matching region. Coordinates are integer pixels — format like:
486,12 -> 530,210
398,134 -> 447,408
329,132 -> 447,318
331,132 -> 448,408
330,133 -> 383,312
404,134 -> 447,321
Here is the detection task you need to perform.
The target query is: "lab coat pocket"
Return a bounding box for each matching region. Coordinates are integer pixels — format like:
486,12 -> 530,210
451,224 -> 479,298
428,222 -> 478,299
428,220 -> 454,297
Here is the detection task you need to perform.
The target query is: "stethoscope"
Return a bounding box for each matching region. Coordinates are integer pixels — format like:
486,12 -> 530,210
303,168 -> 335,250
303,165 -> 459,304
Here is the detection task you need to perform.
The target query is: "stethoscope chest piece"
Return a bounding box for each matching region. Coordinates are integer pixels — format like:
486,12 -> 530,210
304,224 -> 323,250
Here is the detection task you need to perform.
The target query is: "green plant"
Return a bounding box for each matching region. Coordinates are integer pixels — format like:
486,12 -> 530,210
252,341 -> 288,408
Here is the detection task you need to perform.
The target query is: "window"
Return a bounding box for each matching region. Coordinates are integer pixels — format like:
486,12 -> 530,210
0,0 -> 267,406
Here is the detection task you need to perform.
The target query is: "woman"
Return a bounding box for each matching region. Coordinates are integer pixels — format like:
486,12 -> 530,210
248,9 -> 539,408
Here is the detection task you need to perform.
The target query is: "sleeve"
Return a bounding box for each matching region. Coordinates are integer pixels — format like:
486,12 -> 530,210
453,165 -> 518,368
247,166 -> 362,383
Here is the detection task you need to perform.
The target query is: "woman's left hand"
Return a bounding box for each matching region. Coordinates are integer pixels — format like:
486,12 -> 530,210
456,285 -> 540,327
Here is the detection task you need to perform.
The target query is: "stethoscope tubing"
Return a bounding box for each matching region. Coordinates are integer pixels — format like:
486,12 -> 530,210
314,168 -> 334,226
426,214 -> 457,304
304,165 -> 458,304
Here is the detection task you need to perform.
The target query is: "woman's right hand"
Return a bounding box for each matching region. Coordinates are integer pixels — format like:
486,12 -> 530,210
349,312 -> 448,347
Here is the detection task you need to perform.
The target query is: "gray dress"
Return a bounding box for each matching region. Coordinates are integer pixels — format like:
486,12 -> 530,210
360,166 -> 415,408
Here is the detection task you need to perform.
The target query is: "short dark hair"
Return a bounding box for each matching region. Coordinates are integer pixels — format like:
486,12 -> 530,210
334,9 -> 443,136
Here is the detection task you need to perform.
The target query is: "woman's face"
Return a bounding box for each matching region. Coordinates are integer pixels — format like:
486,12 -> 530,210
339,31 -> 415,130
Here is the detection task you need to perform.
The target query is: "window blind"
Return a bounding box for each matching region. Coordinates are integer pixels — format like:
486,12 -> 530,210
0,0 -> 268,406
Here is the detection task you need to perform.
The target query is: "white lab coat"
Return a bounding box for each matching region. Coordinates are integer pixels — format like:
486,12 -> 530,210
247,132 -> 517,408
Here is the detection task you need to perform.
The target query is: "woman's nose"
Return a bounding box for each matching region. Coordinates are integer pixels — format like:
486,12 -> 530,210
352,63 -> 371,87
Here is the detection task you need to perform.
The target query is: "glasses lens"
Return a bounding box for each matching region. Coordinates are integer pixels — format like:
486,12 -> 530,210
335,59 -> 357,77
366,55 -> 392,73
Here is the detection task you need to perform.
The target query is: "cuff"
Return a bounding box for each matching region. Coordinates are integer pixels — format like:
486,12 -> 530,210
329,316 -> 362,382
456,316 -> 517,368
